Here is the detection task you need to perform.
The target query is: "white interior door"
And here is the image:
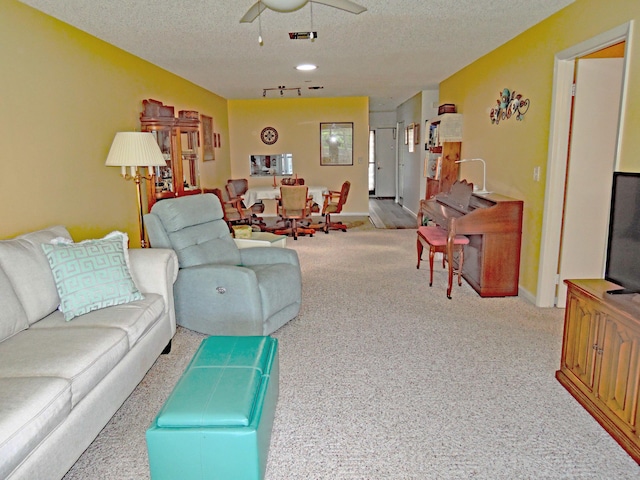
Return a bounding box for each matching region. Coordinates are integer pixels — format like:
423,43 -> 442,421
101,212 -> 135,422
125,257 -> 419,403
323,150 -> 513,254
375,128 -> 396,197
556,58 -> 623,306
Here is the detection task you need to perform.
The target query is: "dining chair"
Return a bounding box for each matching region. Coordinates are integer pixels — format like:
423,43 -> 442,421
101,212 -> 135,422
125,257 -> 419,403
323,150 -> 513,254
204,188 -> 252,231
226,178 -> 265,216
274,185 -> 315,240
225,181 -> 265,230
320,181 -> 351,233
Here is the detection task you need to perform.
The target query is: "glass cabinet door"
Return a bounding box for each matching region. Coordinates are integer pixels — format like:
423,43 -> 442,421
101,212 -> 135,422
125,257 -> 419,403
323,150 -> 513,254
180,130 -> 200,191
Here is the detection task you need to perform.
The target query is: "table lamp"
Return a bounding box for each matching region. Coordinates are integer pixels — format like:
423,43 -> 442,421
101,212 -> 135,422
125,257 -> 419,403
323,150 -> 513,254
105,132 -> 167,247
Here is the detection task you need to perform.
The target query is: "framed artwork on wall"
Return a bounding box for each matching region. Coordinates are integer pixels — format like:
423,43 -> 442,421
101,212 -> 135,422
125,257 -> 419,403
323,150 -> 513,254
408,124 -> 415,153
320,122 -> 353,166
201,114 -> 215,161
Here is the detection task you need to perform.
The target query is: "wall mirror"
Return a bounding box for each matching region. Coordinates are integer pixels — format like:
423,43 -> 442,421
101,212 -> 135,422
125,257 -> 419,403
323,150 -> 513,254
250,154 -> 294,176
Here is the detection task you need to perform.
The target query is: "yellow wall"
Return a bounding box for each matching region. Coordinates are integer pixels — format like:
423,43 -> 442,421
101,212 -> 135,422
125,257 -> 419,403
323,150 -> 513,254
227,97 -> 370,215
1,1 -> 231,245
439,0 -> 640,296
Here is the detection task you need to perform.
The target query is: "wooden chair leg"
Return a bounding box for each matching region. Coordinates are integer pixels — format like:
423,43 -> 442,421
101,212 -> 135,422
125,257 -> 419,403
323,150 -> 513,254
428,246 -> 436,287
417,237 -> 423,269
446,245 -> 454,300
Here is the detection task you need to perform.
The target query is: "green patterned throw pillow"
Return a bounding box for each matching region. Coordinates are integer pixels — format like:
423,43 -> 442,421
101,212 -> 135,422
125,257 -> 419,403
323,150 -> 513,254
41,233 -> 143,321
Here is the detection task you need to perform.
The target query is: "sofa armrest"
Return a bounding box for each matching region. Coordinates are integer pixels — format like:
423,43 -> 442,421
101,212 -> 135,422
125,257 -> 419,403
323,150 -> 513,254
239,246 -> 300,268
128,248 -> 179,334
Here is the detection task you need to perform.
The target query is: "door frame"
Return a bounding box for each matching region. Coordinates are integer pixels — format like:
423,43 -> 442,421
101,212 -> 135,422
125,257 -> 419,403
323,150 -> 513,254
395,121 -> 404,203
536,21 -> 632,307
372,127 -> 397,197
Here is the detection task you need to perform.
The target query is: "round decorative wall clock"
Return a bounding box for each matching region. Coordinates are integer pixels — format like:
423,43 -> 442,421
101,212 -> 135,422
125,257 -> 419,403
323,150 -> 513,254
260,126 -> 278,145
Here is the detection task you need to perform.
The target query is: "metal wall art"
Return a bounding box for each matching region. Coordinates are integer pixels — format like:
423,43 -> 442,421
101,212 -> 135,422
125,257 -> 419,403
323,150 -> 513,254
490,88 -> 530,124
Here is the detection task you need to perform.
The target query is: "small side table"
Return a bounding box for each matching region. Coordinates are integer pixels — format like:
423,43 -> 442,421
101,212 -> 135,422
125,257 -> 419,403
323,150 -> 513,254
234,232 -> 287,249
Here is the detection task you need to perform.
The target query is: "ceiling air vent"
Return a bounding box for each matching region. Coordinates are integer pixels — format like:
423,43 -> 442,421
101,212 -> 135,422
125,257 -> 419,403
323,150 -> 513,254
289,32 -> 318,40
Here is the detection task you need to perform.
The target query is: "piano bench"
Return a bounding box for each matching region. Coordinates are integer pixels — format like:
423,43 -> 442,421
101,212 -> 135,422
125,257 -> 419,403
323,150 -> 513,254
416,226 -> 469,299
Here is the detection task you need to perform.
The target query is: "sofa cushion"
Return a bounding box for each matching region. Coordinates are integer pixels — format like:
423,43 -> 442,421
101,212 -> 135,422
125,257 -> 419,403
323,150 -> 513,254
32,294 -> 165,348
0,327 -> 128,407
0,267 -> 29,343
0,377 -> 71,480
0,226 -> 71,324
41,234 -> 143,321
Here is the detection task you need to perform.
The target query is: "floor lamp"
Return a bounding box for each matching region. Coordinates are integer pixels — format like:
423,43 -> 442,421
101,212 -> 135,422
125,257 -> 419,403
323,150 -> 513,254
105,132 -> 167,248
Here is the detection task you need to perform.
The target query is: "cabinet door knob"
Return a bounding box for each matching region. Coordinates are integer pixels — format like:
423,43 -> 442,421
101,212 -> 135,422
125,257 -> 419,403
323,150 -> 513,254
216,286 -> 226,294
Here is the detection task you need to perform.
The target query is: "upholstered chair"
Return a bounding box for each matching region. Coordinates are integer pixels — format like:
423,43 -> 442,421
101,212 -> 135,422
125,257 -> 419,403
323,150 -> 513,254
320,181 -> 351,233
225,182 -> 265,230
275,186 -> 316,240
144,194 -> 302,335
203,188 -> 251,231
227,178 -> 265,216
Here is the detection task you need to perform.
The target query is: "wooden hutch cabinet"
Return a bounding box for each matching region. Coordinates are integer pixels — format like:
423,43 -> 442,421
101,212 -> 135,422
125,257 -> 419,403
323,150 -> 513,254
425,114 -> 463,199
557,279 -> 640,463
140,99 -> 202,211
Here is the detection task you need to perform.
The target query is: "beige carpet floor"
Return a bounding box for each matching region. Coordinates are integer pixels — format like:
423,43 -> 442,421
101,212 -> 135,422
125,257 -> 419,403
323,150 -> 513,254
63,228 -> 640,479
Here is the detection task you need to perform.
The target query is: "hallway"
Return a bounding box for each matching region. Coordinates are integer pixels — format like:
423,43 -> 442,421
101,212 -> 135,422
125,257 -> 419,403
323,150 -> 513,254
369,198 -> 416,229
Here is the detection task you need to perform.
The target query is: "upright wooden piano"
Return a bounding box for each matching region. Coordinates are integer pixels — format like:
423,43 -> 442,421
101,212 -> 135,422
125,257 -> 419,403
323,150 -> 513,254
418,187 -> 524,297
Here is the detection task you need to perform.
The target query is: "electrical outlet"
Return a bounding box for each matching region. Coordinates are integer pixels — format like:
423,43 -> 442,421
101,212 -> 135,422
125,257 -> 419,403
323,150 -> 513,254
533,166 -> 541,182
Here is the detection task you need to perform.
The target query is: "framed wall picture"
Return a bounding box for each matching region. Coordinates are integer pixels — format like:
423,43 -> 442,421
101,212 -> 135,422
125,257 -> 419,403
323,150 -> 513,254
320,122 -> 353,166
201,114 -> 215,161
408,124 -> 415,153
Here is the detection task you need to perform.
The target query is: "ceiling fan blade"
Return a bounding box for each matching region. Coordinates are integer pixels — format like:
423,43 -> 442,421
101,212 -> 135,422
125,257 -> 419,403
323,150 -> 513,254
240,2 -> 268,23
312,0 -> 367,14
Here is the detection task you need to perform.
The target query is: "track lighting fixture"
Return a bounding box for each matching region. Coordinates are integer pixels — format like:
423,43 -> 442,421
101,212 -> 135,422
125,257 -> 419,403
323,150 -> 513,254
262,86 -> 302,97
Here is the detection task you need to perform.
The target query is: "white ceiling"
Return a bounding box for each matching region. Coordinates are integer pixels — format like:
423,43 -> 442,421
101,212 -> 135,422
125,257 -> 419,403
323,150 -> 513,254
20,0 -> 574,112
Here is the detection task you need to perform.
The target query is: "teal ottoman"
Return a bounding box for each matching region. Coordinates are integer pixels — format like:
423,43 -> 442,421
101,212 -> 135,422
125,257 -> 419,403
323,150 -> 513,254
146,336 -> 279,480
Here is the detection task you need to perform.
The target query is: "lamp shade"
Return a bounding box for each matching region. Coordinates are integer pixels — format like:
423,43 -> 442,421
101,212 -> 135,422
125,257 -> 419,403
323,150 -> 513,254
105,132 -> 166,168
261,0 -> 308,12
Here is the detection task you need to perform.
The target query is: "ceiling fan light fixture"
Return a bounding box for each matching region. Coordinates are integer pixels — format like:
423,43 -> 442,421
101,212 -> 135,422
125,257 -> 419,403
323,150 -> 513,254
261,0 -> 308,12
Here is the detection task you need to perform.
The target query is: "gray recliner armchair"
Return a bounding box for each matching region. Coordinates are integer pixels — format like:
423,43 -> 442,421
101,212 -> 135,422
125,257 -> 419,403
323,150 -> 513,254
144,194 -> 302,336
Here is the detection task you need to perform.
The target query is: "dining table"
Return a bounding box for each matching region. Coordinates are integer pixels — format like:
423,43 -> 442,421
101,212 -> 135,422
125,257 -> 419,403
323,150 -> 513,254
244,185 -> 329,210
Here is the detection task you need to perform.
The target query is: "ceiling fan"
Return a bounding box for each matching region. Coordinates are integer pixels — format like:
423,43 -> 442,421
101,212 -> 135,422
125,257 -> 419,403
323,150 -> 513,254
240,0 -> 367,23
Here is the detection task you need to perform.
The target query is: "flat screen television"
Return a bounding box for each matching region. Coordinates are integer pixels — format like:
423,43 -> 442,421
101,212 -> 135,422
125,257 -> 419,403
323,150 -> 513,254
605,172 -> 640,294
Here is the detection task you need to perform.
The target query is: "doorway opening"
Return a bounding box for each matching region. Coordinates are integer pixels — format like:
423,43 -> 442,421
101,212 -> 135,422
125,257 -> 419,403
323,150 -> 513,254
536,22 -> 632,307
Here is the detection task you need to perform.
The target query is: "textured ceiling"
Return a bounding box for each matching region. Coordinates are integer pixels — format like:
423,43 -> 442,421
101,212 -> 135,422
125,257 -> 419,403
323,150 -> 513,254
20,0 -> 574,112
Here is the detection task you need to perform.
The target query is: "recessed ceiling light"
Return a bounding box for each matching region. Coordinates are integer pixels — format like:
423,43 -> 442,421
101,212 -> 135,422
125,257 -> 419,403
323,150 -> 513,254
296,64 -> 317,71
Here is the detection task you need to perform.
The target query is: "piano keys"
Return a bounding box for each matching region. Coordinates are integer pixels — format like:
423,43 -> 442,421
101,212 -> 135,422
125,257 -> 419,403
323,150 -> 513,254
418,186 -> 523,297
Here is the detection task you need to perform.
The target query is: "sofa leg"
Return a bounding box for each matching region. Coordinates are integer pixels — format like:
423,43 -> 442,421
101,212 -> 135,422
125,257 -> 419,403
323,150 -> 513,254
161,340 -> 172,355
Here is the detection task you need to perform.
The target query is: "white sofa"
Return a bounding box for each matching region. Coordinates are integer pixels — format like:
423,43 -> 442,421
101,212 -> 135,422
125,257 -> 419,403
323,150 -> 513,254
0,226 -> 178,480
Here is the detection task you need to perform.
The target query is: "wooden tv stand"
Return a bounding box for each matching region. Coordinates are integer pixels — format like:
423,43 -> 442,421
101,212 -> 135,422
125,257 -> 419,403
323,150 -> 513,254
556,279 -> 640,463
